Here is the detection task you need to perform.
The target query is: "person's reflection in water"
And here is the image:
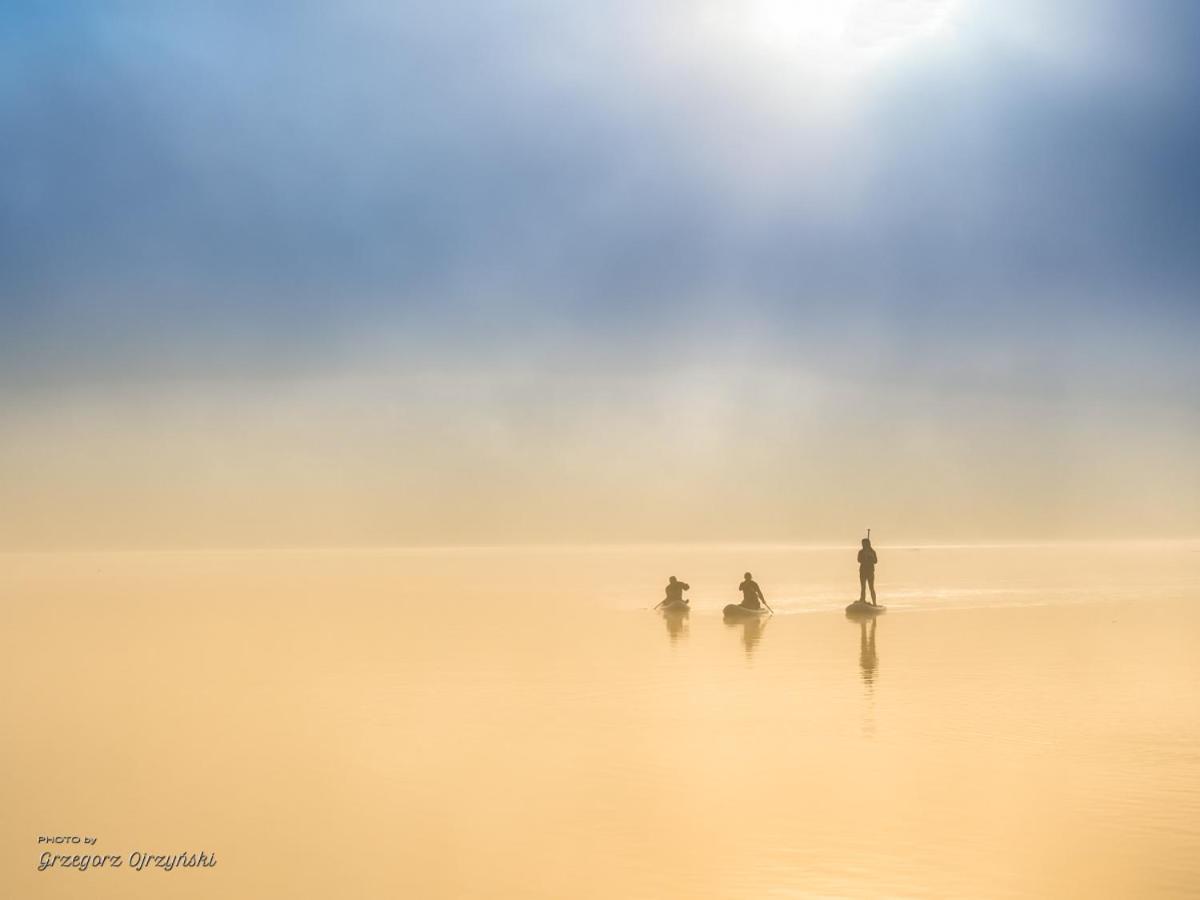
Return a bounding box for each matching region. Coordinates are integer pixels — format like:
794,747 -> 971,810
847,613 -> 879,738
662,607 -> 689,644
858,617 -> 878,687
726,615 -> 767,657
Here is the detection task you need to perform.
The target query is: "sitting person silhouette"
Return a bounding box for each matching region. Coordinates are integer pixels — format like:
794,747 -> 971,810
662,576 -> 690,607
738,572 -> 765,610
857,537 -> 879,605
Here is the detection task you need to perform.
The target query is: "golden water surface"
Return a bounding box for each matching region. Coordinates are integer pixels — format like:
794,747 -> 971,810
3,542 -> 1198,898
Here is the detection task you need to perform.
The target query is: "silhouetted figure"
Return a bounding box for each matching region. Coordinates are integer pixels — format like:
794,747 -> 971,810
738,572 -> 765,610
662,576 -> 690,608
857,538 -> 878,605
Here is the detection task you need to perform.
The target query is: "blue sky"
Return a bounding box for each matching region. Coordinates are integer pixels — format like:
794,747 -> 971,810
1,1 -> 1197,546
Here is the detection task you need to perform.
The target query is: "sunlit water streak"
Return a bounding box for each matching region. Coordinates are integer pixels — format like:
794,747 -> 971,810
1,542 -> 1197,898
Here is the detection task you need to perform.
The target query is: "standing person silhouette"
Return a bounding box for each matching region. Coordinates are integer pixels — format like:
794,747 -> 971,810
738,572 -> 765,610
857,536 -> 879,606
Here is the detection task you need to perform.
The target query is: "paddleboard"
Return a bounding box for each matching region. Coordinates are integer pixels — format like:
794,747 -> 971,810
723,603 -> 769,618
845,600 -> 886,615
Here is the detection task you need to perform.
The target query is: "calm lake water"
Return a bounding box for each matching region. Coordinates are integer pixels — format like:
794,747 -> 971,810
3,542 -> 1198,898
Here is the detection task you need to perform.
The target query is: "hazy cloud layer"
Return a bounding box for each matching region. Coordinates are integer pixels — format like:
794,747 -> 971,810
2,1 -> 1197,544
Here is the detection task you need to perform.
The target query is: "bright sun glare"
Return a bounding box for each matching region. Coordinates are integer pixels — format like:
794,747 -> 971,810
699,0 -> 957,73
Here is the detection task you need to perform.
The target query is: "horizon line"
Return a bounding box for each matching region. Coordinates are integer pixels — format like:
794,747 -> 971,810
2,537 -> 1198,556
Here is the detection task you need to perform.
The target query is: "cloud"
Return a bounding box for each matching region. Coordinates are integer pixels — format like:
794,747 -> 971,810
0,1 -> 1197,543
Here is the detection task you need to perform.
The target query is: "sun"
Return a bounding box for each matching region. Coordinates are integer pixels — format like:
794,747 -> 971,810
736,0 -> 857,51
696,0 -> 957,74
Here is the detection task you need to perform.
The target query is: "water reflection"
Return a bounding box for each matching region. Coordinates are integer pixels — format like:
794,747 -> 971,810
5,546 -> 1198,900
857,617 -> 878,688
726,615 -> 768,657
661,607 -> 689,643
847,613 -> 880,738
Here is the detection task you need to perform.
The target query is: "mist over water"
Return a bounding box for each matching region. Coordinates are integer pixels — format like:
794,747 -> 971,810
4,541 -> 1198,898
4,3 -> 1199,896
